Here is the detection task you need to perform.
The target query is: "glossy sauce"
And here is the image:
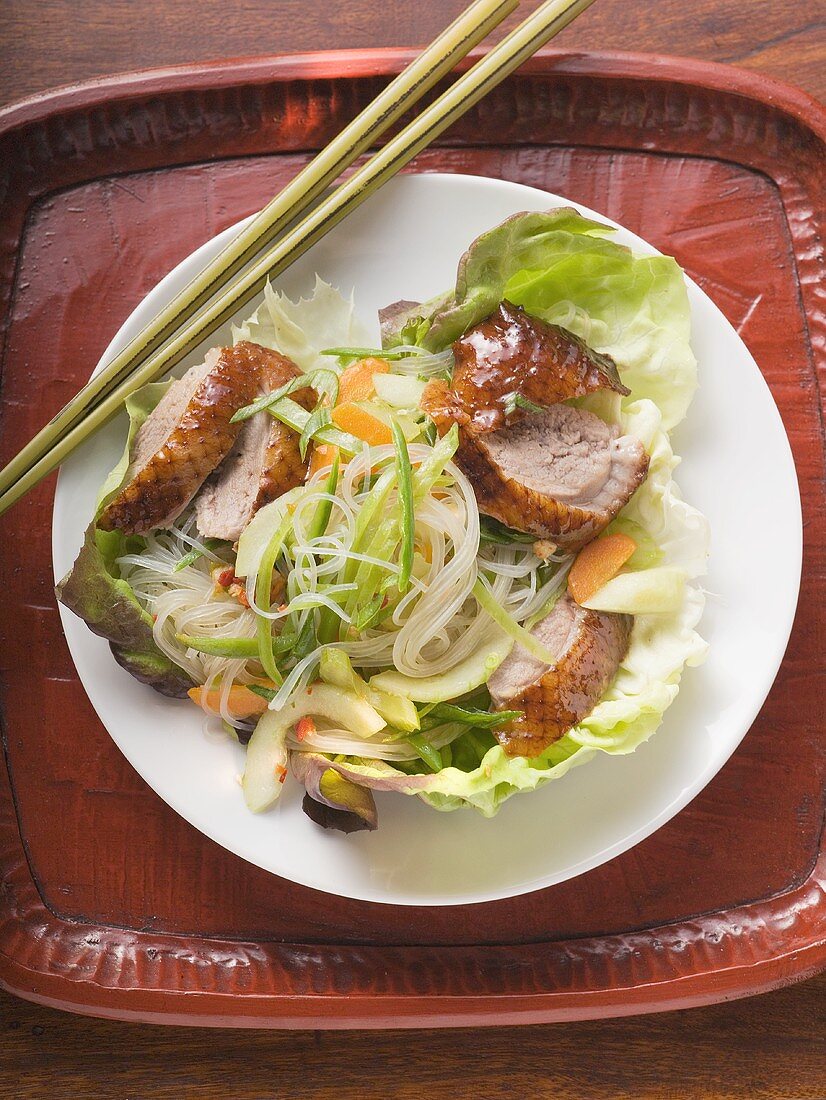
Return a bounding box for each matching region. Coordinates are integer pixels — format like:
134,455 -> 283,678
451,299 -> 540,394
451,301 -> 628,431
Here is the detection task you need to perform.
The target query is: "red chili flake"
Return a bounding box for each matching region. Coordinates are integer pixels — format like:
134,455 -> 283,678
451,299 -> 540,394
274,764 -> 287,783
295,717 -> 316,742
215,566 -> 235,587
381,596 -> 389,609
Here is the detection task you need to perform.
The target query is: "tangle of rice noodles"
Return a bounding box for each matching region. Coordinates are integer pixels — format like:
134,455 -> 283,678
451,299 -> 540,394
117,434 -> 572,736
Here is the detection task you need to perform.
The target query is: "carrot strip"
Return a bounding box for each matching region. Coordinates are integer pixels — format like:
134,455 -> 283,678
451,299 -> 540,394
338,357 -> 390,404
568,532 -> 637,605
331,402 -> 394,446
307,442 -> 338,479
188,683 -> 270,720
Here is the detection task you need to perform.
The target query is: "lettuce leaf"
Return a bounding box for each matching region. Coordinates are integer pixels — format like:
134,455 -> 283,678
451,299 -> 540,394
56,383 -> 194,698
381,208 -> 696,431
232,275 -> 369,374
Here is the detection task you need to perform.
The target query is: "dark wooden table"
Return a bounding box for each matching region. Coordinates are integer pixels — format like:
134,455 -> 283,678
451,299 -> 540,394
1,2 -> 823,1096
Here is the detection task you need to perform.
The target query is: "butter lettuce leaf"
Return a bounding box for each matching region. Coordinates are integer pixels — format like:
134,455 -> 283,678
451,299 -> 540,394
232,275 -> 369,374
381,208 -> 696,430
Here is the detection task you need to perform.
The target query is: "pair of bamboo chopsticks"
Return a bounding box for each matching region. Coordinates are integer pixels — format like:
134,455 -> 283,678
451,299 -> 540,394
0,0 -> 596,517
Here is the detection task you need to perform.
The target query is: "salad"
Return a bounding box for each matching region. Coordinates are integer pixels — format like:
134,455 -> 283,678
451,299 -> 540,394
57,207 -> 709,833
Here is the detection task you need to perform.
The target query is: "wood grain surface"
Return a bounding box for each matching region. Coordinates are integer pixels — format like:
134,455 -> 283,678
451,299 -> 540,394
0,973 -> 823,1099
0,0 -> 824,1095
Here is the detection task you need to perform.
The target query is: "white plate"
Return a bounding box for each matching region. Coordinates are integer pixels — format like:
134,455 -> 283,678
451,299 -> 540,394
53,173 -> 802,906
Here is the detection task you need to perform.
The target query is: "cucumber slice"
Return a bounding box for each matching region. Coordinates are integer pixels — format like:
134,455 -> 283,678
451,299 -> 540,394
369,633 -> 513,702
242,684 -> 385,812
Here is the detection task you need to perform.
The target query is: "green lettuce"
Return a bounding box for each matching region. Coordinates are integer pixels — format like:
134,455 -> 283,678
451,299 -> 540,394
232,275 -> 369,374
381,208 -> 696,430
56,384 -> 194,698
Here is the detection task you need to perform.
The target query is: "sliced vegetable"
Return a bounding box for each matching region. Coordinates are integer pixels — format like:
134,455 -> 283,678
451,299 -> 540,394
254,514 -> 294,685
370,632 -> 513,702
188,683 -> 270,720
568,532 -> 637,605
317,770 -> 378,830
606,516 -> 664,571
372,374 -> 427,409
298,404 -> 332,461
242,684 -> 385,812
267,396 -> 362,453
230,372 -> 313,423
581,566 -> 688,615
307,443 -> 338,480
292,752 -> 379,831
502,391 -> 545,416
319,649 -> 419,732
172,538 -> 225,572
337,357 -> 390,404
306,453 -> 340,541
391,420 -> 414,595
235,487 -> 303,578
331,402 -> 394,446
411,423 -> 459,500
472,577 -> 558,665
323,345 -> 427,362
177,632 -> 297,659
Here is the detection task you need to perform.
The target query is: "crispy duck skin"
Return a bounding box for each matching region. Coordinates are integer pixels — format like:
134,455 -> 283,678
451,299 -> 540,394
452,302 -> 628,431
98,342 -> 267,535
195,348 -> 315,540
488,594 -> 632,757
421,384 -> 649,551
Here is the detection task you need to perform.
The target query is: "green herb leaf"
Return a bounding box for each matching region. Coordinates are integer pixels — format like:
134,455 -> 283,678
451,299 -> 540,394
478,516 -> 535,545
407,732 -> 443,772
247,683 -> 277,703
428,702 -> 523,727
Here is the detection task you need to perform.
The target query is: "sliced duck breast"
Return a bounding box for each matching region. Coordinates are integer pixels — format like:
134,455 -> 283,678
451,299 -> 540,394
422,391 -> 649,551
195,346 -> 314,541
488,593 -> 632,757
452,302 -> 628,431
99,345 -> 263,534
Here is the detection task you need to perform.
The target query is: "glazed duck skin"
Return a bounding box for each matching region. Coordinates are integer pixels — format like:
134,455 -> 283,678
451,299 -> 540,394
195,347 -> 315,541
452,301 -> 628,431
488,594 -> 632,757
98,342 -> 266,535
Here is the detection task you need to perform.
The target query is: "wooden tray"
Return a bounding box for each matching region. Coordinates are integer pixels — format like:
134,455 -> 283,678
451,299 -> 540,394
0,49 -> 823,1028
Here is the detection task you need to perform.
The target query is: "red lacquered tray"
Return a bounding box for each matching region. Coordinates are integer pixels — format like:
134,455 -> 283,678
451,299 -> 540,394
0,49 -> 823,1028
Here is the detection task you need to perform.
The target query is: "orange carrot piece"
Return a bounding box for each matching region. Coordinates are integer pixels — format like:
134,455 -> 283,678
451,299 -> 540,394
331,402 -> 394,446
338,357 -> 390,405
307,442 -> 338,480
568,532 -> 637,605
188,683 -> 270,721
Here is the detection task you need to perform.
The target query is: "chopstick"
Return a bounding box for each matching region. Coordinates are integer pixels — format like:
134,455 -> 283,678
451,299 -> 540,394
0,0 -> 596,518
0,0 -> 518,499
